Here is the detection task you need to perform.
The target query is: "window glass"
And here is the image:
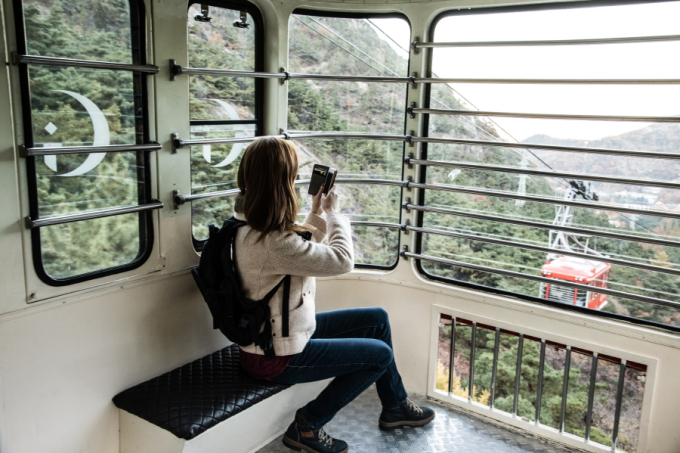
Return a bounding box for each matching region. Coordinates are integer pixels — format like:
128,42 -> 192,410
188,5 -> 256,120
19,0 -> 151,283
188,3 -> 259,241
36,152 -> 144,218
40,214 -> 143,279
288,14 -> 410,268
23,0 -> 134,62
422,2 -> 680,328
30,67 -> 139,147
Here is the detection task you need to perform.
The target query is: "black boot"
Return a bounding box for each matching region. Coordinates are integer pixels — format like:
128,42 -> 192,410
282,409 -> 349,453
379,398 -> 435,430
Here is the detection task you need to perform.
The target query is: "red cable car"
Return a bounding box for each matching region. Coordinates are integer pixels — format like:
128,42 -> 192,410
539,256 -> 611,310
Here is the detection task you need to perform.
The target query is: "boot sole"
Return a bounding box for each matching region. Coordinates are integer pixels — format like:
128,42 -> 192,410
378,412 -> 435,430
282,435 -> 349,453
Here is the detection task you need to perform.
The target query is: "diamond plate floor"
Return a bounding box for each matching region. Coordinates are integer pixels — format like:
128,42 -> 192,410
256,385 -> 575,453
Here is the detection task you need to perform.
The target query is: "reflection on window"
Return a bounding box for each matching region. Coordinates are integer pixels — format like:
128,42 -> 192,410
288,13 -> 410,268
421,2 -> 680,328
20,0 -> 151,282
191,124 -> 256,240
188,2 -> 260,241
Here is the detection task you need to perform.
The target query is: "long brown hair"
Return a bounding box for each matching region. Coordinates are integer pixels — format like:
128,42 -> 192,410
237,137 -> 310,239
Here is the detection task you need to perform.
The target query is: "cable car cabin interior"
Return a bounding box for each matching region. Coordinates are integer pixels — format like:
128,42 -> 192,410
2,0 -> 680,452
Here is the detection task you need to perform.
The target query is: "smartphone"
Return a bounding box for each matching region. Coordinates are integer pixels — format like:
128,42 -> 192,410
308,164 -> 337,195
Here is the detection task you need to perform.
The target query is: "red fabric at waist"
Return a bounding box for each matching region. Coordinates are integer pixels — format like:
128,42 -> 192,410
239,348 -> 291,380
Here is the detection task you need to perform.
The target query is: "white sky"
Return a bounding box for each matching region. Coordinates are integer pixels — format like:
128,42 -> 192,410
370,2 -> 680,141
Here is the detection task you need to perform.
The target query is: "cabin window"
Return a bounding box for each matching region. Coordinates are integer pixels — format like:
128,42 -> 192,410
288,11 -> 411,268
16,0 -> 155,285
188,1 -> 263,243
417,1 -> 680,328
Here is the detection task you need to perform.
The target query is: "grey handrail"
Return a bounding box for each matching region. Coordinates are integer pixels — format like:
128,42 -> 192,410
16,54 -> 159,73
408,107 -> 680,123
413,34 -> 680,48
21,143 -> 161,157
26,201 -> 164,229
404,203 -> 680,249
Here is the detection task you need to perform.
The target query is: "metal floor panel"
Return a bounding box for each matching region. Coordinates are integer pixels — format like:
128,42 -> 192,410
255,385 -> 575,453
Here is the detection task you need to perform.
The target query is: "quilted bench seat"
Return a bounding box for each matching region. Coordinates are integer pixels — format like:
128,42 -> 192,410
113,344 -> 328,453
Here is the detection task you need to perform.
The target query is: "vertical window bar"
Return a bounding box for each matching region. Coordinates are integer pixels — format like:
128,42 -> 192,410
585,353 -> 599,441
490,327 -> 500,409
535,340 -> 546,424
612,360 -> 627,451
559,346 -> 572,432
468,322 -> 477,403
448,317 -> 456,394
513,334 -> 524,416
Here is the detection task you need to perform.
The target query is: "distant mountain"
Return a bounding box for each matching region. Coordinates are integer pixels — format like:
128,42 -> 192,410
522,123 -> 680,200
524,122 -> 680,153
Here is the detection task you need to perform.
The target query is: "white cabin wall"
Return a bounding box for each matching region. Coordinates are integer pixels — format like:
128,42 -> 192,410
0,273 -> 227,453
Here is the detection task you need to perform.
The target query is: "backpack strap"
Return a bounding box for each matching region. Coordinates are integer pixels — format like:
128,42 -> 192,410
255,275 -> 290,359
260,276 -> 291,339
282,275 -> 290,338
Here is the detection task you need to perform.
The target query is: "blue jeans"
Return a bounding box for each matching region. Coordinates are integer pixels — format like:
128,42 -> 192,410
270,307 -> 408,429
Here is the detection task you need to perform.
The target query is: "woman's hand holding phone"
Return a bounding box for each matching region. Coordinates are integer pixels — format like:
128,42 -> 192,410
311,185 -> 324,216
311,184 -> 339,215
321,186 -> 339,213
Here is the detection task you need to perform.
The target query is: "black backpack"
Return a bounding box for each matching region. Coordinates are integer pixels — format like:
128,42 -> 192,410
191,217 -> 291,360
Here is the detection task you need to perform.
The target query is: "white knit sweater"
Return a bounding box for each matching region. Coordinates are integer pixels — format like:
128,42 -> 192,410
234,211 -> 354,356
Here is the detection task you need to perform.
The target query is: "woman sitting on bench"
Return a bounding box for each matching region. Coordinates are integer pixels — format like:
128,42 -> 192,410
234,137 -> 434,453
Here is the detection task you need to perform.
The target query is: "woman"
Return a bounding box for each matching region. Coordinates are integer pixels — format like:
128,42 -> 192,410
234,137 -> 434,453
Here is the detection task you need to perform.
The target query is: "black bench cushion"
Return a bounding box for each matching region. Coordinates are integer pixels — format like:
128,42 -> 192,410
113,344 -> 291,440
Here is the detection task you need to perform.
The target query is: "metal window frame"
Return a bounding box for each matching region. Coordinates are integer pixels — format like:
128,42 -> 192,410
415,0 -> 680,334
13,0 -> 156,287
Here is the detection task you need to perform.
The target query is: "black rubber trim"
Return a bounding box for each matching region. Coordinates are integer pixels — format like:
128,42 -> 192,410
293,8 -> 412,20
190,119 -> 259,126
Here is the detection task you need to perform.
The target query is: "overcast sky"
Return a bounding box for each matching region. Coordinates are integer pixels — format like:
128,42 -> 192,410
370,2 -> 680,141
